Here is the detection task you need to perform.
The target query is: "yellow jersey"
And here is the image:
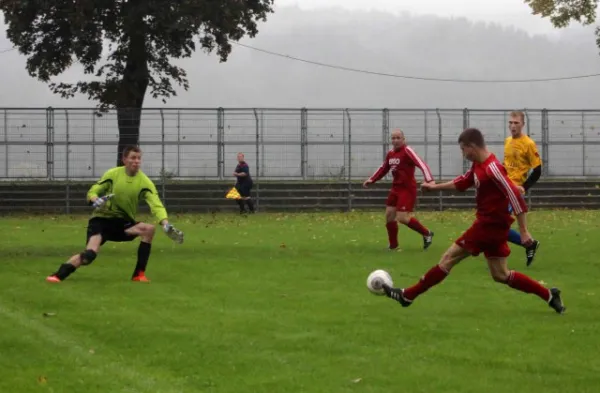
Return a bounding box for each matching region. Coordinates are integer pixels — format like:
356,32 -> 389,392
503,135 -> 542,186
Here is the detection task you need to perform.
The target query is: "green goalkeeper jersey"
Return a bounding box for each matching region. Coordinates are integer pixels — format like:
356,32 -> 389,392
86,166 -> 168,223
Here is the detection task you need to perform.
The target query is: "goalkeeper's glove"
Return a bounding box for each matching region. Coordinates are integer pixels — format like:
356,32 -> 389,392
92,194 -> 114,208
163,223 -> 184,244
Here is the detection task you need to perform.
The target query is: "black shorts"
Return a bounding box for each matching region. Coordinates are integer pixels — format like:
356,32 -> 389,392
235,182 -> 253,198
86,217 -> 139,245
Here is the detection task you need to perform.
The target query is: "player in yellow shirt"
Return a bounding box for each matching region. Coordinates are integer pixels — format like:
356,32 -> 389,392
504,111 -> 542,266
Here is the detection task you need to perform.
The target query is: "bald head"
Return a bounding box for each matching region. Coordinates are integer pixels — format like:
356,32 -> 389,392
391,129 -> 406,149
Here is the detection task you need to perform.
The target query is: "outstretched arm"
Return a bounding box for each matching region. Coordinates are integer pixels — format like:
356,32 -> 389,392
487,161 -> 532,245
87,169 -> 115,204
143,190 -> 169,225
487,162 -> 528,215
406,146 -> 434,183
422,167 -> 474,192
363,154 -> 391,187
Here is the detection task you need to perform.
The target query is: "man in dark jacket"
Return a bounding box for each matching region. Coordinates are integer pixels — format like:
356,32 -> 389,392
233,153 -> 255,214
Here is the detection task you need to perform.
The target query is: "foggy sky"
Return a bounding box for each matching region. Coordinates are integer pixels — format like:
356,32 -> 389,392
1,2 -> 600,109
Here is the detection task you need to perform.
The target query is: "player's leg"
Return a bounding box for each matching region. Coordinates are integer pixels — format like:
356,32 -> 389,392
385,206 -> 399,250
395,188 -> 434,249
244,182 -> 255,213
124,223 -> 156,282
234,185 -> 246,214
507,204 -> 540,266
396,211 -> 434,251
383,242 -> 471,306
486,255 -> 565,314
46,230 -> 103,282
384,189 -> 399,250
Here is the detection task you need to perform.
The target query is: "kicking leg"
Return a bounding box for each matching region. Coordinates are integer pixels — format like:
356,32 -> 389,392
125,223 -> 156,282
46,234 -> 103,283
385,206 -> 399,250
486,257 -> 565,314
383,243 -> 470,306
396,211 -> 434,250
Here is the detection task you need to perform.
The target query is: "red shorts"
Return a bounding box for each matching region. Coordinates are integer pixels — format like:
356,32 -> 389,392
385,187 -> 417,212
455,220 -> 511,258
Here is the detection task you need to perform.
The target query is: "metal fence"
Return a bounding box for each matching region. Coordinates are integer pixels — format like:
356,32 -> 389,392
1,108 -> 599,182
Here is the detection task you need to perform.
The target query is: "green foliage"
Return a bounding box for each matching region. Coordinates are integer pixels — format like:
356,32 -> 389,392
0,0 -> 274,109
525,1 -> 600,65
524,0 -> 598,28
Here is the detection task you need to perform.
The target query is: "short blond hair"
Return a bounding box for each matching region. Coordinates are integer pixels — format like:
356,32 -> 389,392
510,111 -> 525,123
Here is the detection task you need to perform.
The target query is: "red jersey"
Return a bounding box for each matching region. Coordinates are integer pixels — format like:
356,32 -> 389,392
369,145 -> 434,189
453,153 -> 528,225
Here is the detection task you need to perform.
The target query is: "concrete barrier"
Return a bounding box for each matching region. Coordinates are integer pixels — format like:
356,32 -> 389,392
1,180 -> 599,214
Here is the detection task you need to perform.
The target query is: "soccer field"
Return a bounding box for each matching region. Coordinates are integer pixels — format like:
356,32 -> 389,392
1,210 -> 599,393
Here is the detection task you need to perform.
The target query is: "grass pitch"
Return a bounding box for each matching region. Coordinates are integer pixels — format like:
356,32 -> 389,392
1,210 -> 599,393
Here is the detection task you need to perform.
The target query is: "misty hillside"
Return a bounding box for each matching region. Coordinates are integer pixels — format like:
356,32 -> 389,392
1,6 -> 600,108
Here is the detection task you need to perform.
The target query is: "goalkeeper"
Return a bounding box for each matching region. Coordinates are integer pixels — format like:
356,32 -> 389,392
46,146 -> 184,283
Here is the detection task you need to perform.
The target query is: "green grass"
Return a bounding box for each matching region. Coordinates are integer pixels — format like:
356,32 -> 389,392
1,210 -> 600,393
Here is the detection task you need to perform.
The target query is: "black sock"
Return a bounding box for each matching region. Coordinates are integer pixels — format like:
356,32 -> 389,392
237,199 -> 246,213
133,242 -> 151,277
54,263 -> 77,280
246,199 -> 255,213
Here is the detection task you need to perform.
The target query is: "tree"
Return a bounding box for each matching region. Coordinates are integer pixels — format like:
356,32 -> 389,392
524,0 -> 599,46
0,0 -> 274,165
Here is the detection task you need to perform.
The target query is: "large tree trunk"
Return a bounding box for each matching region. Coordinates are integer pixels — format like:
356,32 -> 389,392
115,61 -> 149,165
115,14 -> 149,166
116,107 -> 143,166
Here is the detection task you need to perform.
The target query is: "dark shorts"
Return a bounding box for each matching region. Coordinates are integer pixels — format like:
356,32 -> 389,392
385,187 -> 417,212
86,217 -> 139,245
235,182 -> 253,198
455,220 -> 512,259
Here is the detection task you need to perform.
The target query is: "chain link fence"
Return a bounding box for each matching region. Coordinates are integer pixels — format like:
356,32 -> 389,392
1,108 -> 599,182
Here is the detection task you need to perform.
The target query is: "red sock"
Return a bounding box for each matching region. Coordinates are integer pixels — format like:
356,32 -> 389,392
406,218 -> 430,236
386,221 -> 399,248
404,264 -> 449,301
507,271 -> 551,302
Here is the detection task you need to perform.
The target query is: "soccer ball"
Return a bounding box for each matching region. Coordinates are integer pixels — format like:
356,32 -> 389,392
366,269 -> 393,295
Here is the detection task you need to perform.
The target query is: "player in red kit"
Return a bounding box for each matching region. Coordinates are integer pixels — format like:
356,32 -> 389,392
382,128 -> 565,314
363,129 -> 435,251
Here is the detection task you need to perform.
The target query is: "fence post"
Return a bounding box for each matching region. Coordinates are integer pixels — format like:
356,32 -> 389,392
217,107 -> 224,180
524,109 -> 532,207
46,107 -> 55,180
462,108 -> 469,172
423,110 -> 428,163
65,109 -> 70,214
260,110 -> 265,177
346,109 -> 352,212
3,109 -> 7,178
542,109 -> 549,176
436,108 -> 443,211
253,109 -> 260,212
582,111 -> 586,176
91,110 -> 97,177
160,109 -> 166,200
382,108 -> 389,161
301,107 -> 307,180
177,110 -> 181,177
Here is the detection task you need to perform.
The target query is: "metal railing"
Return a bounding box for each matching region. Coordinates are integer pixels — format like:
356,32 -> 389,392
1,108 -> 599,182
